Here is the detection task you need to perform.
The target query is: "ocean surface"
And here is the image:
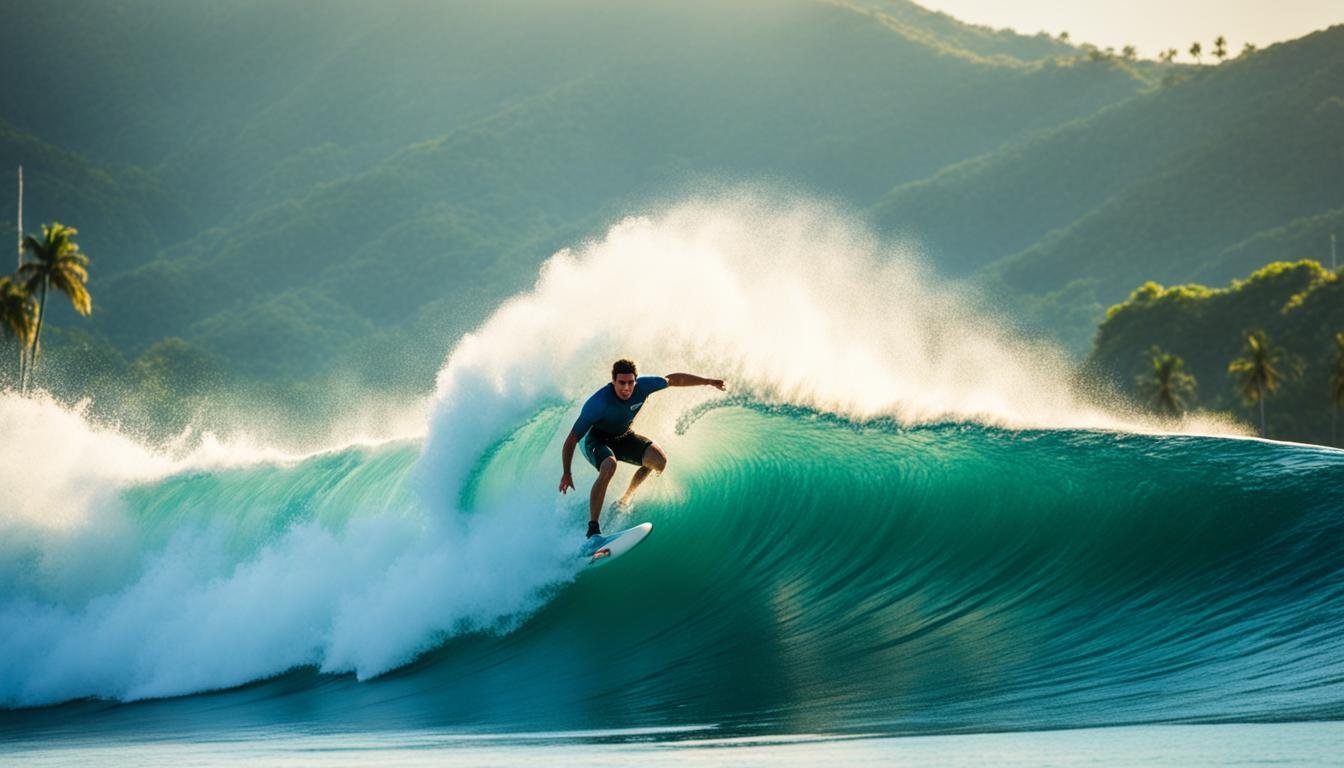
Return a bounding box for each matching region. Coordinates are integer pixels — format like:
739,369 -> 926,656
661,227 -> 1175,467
2,199 -> 1341,764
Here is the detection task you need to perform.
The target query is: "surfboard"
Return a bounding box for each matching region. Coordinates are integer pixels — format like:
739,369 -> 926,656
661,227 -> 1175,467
583,522 -> 653,565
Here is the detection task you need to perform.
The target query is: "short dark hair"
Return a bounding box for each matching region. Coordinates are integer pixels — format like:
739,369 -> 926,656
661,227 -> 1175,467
612,358 -> 637,378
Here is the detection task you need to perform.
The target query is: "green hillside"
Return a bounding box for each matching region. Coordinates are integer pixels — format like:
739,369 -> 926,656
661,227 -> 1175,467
871,25 -> 1344,352
1089,260 -> 1344,444
0,120 -> 173,275
2,0 -> 1149,387
1195,207 -> 1344,281
3,0 -> 1339,447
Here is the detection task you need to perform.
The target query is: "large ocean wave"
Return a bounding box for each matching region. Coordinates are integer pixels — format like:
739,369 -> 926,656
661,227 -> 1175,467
2,198 -> 1339,736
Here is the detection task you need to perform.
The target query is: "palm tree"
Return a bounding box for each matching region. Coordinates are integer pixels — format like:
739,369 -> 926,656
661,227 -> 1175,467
1137,346 -> 1197,417
1189,41 -> 1202,64
1227,330 -> 1301,436
1330,332 -> 1344,445
1213,35 -> 1228,62
18,222 -> 91,389
1241,42 -> 1257,57
0,274 -> 37,386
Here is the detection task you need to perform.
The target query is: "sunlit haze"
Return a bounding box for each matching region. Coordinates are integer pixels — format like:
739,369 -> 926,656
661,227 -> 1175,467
917,0 -> 1341,60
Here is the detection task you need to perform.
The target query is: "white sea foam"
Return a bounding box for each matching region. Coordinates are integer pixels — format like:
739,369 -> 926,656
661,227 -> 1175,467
0,193 -> 1244,707
424,193 -> 1237,433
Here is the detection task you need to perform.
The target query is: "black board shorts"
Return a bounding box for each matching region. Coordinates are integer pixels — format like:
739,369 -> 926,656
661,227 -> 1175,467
583,430 -> 652,469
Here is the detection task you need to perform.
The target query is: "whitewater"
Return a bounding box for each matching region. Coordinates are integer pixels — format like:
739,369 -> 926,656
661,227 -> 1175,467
2,197 -> 1341,743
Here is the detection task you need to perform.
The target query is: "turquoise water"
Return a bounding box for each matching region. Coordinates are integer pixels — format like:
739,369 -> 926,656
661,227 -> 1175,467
4,722 -> 1344,766
3,203 -> 1342,761
3,406 -> 1342,744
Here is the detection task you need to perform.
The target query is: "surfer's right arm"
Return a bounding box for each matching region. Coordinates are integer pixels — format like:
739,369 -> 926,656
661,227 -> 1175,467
559,430 -> 579,493
563,393 -> 603,492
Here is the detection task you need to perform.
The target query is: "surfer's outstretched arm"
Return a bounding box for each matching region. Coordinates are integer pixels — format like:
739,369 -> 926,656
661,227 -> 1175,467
666,373 -> 726,390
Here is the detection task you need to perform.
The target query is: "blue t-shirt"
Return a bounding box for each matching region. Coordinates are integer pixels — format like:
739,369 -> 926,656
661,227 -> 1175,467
571,376 -> 669,441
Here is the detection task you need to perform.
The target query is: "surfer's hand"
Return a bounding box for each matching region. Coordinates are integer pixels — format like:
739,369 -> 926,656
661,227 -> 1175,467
708,378 -> 726,391
559,473 -> 574,494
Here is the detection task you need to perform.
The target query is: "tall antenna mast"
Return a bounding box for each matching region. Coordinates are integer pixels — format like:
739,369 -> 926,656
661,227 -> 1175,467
16,165 -> 26,393
15,165 -> 22,270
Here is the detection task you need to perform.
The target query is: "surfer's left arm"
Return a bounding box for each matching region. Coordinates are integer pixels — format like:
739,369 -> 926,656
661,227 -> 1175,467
666,373 -> 726,391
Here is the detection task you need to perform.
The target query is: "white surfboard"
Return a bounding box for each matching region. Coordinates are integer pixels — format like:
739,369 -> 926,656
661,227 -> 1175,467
583,522 -> 653,565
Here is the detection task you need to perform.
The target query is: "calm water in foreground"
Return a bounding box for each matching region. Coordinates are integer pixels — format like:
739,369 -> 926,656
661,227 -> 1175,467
4,722 -> 1342,767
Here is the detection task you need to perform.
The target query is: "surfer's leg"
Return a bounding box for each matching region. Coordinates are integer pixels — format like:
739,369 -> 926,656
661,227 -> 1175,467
619,443 -> 666,504
619,467 -> 651,505
590,456 -> 618,527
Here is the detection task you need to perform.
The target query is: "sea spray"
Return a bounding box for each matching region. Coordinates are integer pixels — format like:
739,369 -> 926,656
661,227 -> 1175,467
420,195 -> 1233,433
1,194 -> 1256,709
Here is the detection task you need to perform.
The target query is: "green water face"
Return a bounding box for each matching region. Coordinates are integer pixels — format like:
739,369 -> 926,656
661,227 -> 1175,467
420,409 -> 1342,734
4,407 -> 1343,738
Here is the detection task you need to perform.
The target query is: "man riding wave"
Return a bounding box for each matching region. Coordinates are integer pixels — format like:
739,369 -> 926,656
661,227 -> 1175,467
559,358 -> 725,538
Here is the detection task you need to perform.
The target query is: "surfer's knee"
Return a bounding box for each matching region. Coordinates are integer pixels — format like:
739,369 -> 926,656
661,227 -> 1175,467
598,457 -> 618,479
645,445 -> 667,472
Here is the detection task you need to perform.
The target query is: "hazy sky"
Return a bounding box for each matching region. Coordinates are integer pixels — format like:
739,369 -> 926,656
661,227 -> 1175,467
917,1 -> 1342,60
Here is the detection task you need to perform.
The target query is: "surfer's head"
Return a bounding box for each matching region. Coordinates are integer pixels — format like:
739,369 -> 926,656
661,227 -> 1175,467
612,358 -> 637,400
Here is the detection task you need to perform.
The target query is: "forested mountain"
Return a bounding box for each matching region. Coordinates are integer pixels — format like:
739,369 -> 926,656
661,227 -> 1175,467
0,120 -> 172,273
871,25 -> 1344,352
1,0 -> 1337,408
2,0 -> 1150,385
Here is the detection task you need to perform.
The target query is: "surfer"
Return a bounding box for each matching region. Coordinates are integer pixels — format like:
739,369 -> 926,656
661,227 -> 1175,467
559,358 -> 725,537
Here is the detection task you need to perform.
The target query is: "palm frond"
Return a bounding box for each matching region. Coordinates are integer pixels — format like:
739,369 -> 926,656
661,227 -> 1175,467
1227,330 -> 1302,406
0,275 -> 37,345
15,262 -> 40,287
1138,346 -> 1196,416
17,221 -> 93,315
60,259 -> 89,282
49,268 -> 92,315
